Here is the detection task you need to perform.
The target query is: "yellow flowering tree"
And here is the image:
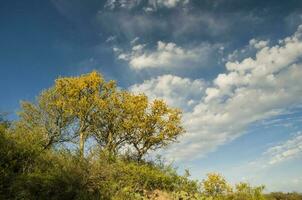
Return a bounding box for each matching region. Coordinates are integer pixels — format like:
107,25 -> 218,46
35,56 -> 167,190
17,71 -> 184,160
18,71 -> 116,157
51,71 -> 115,157
91,91 -> 184,161
122,96 -> 184,161
91,91 -> 132,156
202,173 -> 232,199
18,88 -> 74,150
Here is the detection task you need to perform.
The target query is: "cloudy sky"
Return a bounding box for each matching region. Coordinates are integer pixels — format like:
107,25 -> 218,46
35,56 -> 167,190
1,0 -> 302,192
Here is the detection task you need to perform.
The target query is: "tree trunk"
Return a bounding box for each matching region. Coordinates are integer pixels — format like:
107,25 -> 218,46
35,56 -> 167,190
107,131 -> 113,154
79,132 -> 85,158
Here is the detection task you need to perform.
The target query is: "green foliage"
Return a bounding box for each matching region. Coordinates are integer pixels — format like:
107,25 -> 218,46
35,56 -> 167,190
1,72 -> 301,199
0,72 -> 188,199
232,182 -> 265,200
0,126 -> 41,199
11,153 -> 100,200
0,113 -> 10,132
17,71 -> 184,160
83,152 -> 200,199
265,192 -> 302,200
200,173 -> 268,200
202,173 -> 232,199
0,127 -> 198,199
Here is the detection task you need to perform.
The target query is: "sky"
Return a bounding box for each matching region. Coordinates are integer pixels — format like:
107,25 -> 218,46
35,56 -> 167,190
1,0 -> 302,192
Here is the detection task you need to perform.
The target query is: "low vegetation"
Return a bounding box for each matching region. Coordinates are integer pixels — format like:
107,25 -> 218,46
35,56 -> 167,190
0,72 -> 301,199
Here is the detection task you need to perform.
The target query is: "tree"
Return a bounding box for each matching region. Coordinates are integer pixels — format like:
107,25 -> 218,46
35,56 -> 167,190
51,71 -> 115,157
234,182 -> 265,200
17,71 -> 116,157
16,71 -> 184,160
18,88 -> 74,150
91,92 -> 184,161
0,113 -> 10,133
266,192 -> 302,200
123,96 -> 184,161
202,173 -> 232,199
91,91 -> 131,156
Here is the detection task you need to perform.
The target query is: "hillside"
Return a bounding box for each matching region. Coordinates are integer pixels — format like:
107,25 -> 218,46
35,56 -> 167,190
1,72 -> 301,200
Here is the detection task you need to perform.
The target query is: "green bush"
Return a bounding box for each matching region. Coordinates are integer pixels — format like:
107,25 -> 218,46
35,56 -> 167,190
1,112 -> 300,200
0,129 -> 40,199
0,127 -> 199,199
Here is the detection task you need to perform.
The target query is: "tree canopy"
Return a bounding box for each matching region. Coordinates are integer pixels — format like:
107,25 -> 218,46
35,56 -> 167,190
1,72 -> 299,199
17,71 -> 184,160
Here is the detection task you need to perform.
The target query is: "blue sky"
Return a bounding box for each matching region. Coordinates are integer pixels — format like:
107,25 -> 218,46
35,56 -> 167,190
1,0 -> 302,192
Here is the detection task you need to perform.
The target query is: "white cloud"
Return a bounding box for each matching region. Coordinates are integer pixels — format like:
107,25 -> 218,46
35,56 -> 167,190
129,74 -> 206,111
148,0 -> 189,9
249,38 -> 269,49
234,132 -> 302,176
130,37 -> 140,45
104,0 -> 143,10
226,38 -> 270,63
214,131 -> 302,192
172,12 -> 231,39
106,35 -> 117,43
104,0 -> 189,10
97,12 -> 168,41
116,41 -> 218,70
264,133 -> 302,165
132,44 -> 146,51
129,25 -> 302,161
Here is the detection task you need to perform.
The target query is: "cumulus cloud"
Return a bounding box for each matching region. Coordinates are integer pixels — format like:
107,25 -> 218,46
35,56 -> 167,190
249,38 -> 270,49
226,38 -> 270,63
115,41 -> 219,70
129,25 -> 302,161
129,74 -> 206,111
